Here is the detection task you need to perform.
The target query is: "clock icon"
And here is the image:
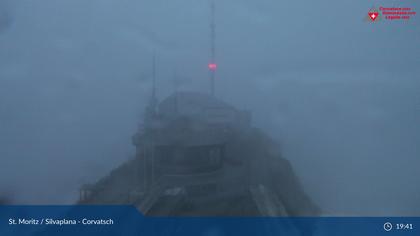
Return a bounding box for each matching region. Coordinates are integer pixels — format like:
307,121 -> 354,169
384,222 -> 393,232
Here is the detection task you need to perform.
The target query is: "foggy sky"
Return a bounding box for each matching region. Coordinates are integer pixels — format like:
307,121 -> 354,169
0,0 -> 419,215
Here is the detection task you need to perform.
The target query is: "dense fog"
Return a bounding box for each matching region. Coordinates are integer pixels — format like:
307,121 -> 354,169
0,0 -> 419,215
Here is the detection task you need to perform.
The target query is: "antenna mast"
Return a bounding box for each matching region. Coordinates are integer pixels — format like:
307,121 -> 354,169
152,51 -> 157,102
209,0 -> 217,96
146,51 -> 158,118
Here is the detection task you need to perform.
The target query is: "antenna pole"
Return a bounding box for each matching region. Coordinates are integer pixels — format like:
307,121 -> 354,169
210,0 -> 216,96
173,70 -> 179,113
152,51 -> 156,101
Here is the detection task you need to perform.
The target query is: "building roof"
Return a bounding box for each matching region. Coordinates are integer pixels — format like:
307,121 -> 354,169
158,92 -> 235,119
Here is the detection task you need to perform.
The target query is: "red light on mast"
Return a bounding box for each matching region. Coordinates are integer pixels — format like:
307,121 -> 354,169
208,63 -> 217,71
